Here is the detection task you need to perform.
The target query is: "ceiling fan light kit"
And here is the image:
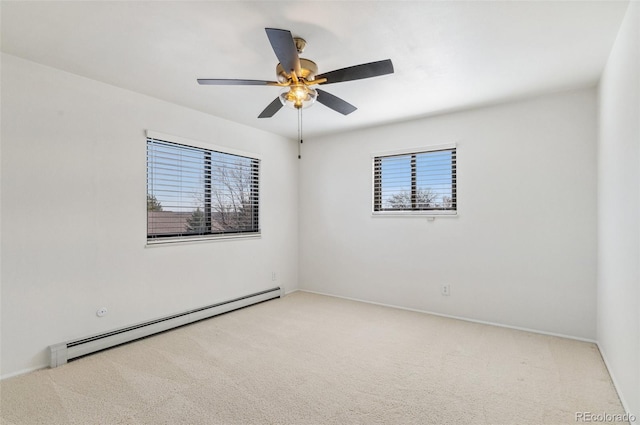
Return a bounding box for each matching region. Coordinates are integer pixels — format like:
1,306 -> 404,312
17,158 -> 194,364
279,86 -> 317,110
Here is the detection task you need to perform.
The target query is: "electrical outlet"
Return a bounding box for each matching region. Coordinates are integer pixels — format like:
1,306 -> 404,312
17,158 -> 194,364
441,284 -> 451,296
272,272 -> 277,281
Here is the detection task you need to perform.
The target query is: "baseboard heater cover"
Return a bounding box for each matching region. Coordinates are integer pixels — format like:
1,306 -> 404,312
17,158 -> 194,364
49,287 -> 283,368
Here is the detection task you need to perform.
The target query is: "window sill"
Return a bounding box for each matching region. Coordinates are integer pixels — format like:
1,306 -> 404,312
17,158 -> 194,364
146,233 -> 261,248
372,211 -> 458,218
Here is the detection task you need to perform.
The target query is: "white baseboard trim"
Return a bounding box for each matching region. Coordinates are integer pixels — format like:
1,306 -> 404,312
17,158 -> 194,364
299,289 -> 597,344
596,343 -> 636,424
5,288 -> 284,380
1,365 -> 47,381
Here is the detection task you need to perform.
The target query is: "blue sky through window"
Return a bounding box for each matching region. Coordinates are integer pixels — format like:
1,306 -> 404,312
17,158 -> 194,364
376,149 -> 455,210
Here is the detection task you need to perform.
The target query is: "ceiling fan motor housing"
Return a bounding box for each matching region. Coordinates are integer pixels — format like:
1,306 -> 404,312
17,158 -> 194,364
276,58 -> 318,83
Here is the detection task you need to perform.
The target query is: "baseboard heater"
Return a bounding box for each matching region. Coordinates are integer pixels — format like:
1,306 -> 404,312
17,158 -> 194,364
49,286 -> 283,368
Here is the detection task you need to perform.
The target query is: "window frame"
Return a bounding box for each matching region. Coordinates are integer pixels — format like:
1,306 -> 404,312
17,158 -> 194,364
146,131 -> 261,245
372,144 -> 457,217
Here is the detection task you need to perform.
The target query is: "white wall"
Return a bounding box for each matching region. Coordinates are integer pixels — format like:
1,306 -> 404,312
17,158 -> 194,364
0,54 -> 299,377
299,88 -> 597,340
597,1 -> 640,418
0,53 -> 4,380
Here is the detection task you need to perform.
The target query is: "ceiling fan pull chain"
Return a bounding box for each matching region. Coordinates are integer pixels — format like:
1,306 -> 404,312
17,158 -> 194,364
298,107 -> 303,159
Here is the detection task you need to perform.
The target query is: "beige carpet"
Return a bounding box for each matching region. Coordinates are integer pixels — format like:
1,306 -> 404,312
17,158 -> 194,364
0,291 -> 626,424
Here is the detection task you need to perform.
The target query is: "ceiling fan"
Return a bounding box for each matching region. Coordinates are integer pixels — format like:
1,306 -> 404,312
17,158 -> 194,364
197,28 -> 394,118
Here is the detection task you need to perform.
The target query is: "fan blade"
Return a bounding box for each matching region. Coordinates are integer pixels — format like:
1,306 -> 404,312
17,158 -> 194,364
316,89 -> 357,115
265,28 -> 301,76
258,97 -> 284,118
197,79 -> 276,86
316,59 -> 394,85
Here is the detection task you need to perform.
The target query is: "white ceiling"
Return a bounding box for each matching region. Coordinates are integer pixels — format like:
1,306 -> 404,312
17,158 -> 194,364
0,1 -> 629,140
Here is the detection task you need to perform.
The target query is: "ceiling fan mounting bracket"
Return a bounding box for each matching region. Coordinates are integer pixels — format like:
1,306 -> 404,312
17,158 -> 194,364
293,37 -> 307,54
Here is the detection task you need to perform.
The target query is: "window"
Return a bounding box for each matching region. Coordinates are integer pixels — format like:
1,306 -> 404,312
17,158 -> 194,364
147,134 -> 259,243
373,146 -> 456,214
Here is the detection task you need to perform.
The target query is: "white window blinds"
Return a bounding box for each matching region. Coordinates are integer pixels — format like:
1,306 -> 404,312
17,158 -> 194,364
147,137 -> 260,241
373,147 -> 456,213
